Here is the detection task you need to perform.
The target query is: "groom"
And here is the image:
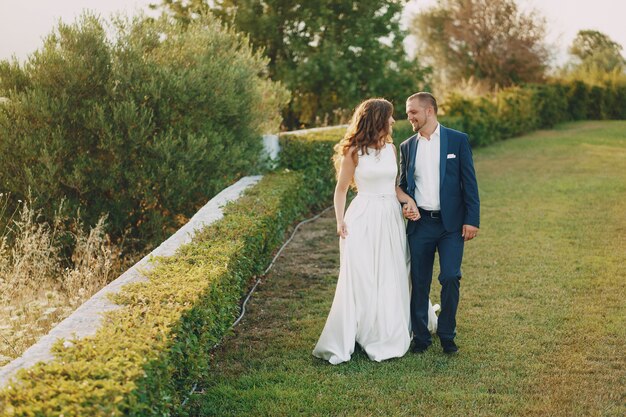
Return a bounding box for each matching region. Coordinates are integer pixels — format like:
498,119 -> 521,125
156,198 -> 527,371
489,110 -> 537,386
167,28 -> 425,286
398,92 -> 480,354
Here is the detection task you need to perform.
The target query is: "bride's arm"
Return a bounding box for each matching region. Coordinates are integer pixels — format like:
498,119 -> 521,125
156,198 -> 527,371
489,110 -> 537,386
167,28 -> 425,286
334,148 -> 357,239
391,144 -> 420,220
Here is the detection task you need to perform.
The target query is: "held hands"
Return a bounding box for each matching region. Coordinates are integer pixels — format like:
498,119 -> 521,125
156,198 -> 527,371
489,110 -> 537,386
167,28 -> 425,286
462,224 -> 479,241
337,221 -> 348,239
402,199 -> 421,221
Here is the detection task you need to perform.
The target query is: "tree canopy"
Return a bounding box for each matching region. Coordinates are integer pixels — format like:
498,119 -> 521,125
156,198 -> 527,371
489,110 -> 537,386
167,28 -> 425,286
154,0 -> 428,128
569,30 -> 625,73
409,0 -> 550,90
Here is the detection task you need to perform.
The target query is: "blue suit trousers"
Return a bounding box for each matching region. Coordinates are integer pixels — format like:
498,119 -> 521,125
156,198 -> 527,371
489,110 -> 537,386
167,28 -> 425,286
408,214 -> 464,346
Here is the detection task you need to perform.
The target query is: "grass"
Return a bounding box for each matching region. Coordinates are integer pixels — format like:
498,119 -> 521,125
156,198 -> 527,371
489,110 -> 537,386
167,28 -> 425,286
0,198 -> 122,367
191,121 -> 624,416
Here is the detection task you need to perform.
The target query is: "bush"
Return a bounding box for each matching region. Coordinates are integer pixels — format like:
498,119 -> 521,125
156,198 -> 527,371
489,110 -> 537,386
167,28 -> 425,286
0,171 -> 309,416
495,86 -> 538,138
443,93 -> 500,147
530,83 -> 570,128
442,79 -> 625,147
609,84 -> 626,119
0,12 -> 289,250
391,120 -> 417,146
566,80 -> 590,120
278,130 -> 340,209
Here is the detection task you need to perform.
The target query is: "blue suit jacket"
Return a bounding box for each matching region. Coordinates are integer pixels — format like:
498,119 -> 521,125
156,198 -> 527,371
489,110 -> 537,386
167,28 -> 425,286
399,125 -> 480,234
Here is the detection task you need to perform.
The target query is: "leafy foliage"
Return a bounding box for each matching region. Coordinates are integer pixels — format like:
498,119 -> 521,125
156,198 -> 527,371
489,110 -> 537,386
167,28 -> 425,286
443,80 -> 626,147
410,0 -> 550,89
155,0 -> 429,128
278,131 -> 338,206
0,12 -> 288,250
569,30 -> 626,73
558,30 -> 626,85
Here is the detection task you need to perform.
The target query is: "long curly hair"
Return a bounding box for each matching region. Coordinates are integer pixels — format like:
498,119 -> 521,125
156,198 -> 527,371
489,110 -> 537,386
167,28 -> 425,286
333,98 -> 394,179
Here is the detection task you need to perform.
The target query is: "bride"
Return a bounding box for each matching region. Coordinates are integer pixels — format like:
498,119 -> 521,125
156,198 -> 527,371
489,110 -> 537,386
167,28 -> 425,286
313,98 -> 438,365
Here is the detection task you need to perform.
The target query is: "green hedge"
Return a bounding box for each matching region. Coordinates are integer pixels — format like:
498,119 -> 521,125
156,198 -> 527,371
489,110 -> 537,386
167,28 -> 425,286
274,79 -> 626,206
278,130 -> 341,209
444,80 -> 626,147
0,171 -> 309,416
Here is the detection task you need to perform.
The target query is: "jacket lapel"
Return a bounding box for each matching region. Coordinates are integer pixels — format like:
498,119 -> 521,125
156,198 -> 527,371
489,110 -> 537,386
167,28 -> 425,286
439,125 -> 448,189
408,135 -> 418,193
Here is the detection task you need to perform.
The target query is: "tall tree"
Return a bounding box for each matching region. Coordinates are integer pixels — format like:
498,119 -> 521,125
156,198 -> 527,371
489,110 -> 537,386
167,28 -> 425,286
569,30 -> 625,73
154,0 -> 428,128
410,0 -> 550,89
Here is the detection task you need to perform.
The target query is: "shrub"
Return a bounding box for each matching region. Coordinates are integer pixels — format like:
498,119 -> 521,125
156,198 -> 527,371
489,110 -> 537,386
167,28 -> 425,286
495,86 -> 538,138
391,120 -> 417,146
0,12 -> 289,250
609,84 -> 626,119
530,83 -> 570,128
0,171 -> 309,416
587,85 -> 608,119
442,80 -> 625,147
566,80 -> 590,120
278,131 -> 339,209
443,93 -> 500,147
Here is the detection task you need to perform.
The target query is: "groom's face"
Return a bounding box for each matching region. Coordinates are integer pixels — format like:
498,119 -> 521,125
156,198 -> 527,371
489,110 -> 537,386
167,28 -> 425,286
406,99 -> 429,132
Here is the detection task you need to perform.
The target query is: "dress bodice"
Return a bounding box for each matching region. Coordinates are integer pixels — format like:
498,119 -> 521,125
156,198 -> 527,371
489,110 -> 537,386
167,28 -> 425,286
354,144 -> 397,196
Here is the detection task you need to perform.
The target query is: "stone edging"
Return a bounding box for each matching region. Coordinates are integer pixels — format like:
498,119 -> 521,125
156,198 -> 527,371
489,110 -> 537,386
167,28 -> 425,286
0,175 -> 262,388
279,124 -> 348,136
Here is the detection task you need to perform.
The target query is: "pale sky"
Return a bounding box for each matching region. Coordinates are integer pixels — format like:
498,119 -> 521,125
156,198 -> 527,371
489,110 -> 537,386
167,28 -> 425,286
1,0 -> 625,66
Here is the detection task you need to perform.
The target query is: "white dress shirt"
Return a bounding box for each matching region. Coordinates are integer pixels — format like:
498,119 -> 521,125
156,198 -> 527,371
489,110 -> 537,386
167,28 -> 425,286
413,123 -> 441,210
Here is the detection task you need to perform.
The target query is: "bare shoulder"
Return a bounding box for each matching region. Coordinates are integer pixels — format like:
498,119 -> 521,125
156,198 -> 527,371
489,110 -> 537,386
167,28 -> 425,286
344,145 -> 359,159
341,146 -> 358,167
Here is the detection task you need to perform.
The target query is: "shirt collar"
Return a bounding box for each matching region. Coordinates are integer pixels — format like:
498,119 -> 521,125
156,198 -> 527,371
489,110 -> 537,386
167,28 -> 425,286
417,123 -> 440,142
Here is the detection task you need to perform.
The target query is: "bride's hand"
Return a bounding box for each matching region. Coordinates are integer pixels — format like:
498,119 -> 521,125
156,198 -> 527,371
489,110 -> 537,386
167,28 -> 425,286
402,199 -> 421,221
337,221 -> 348,239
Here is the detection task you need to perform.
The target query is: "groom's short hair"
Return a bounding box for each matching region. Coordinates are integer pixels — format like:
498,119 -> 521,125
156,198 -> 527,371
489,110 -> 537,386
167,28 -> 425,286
408,92 -> 438,114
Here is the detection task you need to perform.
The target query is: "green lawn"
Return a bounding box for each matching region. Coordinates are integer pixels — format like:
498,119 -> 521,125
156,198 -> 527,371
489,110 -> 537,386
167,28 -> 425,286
187,121 -> 626,416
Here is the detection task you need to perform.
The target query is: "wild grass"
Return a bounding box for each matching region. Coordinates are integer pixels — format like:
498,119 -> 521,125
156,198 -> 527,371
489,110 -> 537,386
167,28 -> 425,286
0,196 -> 122,366
187,121 -> 626,416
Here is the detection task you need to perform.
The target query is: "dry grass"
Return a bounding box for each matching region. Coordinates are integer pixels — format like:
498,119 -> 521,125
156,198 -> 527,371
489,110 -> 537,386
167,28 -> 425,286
0,196 -> 122,366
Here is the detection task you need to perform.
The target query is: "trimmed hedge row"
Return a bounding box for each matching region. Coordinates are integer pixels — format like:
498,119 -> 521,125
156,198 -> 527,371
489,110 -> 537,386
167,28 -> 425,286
0,171 -> 311,416
278,131 -> 341,207
277,79 -> 626,166
443,81 -> 626,147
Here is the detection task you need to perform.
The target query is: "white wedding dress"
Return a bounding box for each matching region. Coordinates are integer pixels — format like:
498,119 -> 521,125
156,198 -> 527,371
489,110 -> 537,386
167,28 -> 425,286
313,144 -> 439,365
